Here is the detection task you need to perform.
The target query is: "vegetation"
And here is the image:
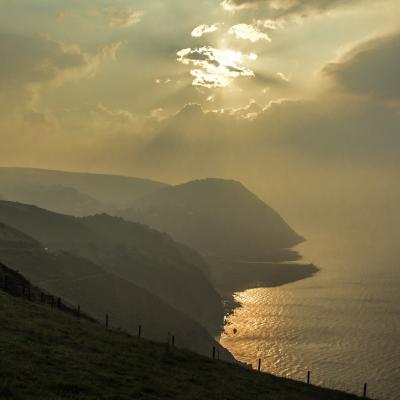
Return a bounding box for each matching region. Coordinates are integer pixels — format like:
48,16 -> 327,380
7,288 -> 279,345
0,221 -> 228,359
0,289 -> 366,400
0,200 -> 223,335
121,178 -> 303,260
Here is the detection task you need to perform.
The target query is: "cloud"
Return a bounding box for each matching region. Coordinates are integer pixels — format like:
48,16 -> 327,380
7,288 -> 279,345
191,24 -> 222,38
49,40 -> 122,88
324,32 -> 400,101
177,47 -> 256,88
277,72 -> 290,82
228,24 -> 271,42
0,33 -> 122,109
102,7 -> 143,28
221,0 -> 366,17
221,0 -> 261,11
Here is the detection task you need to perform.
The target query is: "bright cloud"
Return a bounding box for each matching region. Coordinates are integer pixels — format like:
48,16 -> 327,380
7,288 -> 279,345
257,19 -> 284,30
229,24 -> 271,42
191,24 -> 222,37
177,47 -> 256,88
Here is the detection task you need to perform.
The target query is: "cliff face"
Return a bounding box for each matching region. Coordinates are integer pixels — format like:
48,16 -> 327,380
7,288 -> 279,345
0,168 -> 303,263
122,178 -> 303,261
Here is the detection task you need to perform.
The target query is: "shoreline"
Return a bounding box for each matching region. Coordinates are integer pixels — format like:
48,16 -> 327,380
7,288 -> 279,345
206,258 -> 319,331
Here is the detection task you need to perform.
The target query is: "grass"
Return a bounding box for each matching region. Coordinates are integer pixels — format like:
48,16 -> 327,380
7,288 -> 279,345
0,290 -> 366,400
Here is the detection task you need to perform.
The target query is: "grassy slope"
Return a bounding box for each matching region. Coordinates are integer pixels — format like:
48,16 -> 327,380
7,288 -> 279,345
0,291 -> 365,400
0,201 -> 224,334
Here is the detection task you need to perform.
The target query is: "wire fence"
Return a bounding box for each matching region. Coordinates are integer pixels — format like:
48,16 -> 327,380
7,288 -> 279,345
0,271 -> 371,399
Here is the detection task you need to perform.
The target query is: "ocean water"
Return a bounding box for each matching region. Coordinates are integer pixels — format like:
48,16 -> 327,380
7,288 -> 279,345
220,231 -> 400,400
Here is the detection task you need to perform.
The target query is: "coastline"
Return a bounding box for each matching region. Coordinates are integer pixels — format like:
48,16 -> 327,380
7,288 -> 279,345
206,257 -> 319,328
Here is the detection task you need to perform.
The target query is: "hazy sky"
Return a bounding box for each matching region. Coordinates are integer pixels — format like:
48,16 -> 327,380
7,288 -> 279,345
1,0 -> 399,230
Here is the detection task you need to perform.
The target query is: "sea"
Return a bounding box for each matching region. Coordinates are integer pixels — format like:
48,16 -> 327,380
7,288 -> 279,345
220,228 -> 400,400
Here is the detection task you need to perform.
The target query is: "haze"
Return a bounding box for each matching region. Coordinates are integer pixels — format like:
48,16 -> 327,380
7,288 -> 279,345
1,1 -> 400,399
1,1 -> 399,244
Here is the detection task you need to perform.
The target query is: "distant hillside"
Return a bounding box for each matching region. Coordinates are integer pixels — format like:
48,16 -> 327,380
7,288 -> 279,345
0,289 -> 366,400
0,184 -> 104,216
121,178 -> 303,261
0,201 -> 223,334
0,221 -> 40,247
0,223 -> 230,359
0,167 -> 168,214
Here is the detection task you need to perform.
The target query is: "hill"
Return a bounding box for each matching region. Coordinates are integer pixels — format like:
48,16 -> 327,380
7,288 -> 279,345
0,183 -> 104,217
0,286 -> 367,400
0,260 -> 95,321
0,224 -> 230,359
121,178 -> 303,261
0,167 -> 168,214
0,200 -> 223,334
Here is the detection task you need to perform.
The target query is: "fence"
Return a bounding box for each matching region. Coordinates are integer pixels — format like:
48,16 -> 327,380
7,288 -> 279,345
0,274 -> 371,399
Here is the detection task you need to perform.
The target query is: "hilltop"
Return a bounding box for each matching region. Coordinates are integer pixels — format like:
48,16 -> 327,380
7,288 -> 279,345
122,178 -> 303,261
0,168 -> 305,264
0,167 -> 167,214
0,287 -> 367,400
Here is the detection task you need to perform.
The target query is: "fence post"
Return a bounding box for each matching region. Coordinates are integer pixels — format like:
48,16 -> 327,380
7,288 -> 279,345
212,346 -> 216,360
172,335 -> 175,347
217,350 -> 220,361
258,359 -> 262,372
138,325 -> 142,337
307,371 -> 311,385
363,383 -> 367,398
166,332 -> 170,352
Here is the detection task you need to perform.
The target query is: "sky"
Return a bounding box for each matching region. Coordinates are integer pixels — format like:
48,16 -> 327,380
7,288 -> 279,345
0,0 -> 399,233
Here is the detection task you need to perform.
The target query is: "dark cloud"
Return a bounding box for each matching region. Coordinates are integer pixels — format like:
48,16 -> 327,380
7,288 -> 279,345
0,33 -> 78,87
0,33 -> 121,87
324,32 -> 400,101
222,0 -> 366,17
0,32 -> 121,111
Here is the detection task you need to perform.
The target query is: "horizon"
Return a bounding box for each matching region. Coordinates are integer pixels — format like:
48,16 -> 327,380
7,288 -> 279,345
1,0 -> 399,239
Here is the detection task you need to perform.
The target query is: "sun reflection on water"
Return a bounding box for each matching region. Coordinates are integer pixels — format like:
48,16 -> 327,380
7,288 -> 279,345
220,287 -> 288,375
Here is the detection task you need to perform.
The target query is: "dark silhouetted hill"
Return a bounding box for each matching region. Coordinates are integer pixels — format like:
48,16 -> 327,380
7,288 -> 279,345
0,200 -> 223,334
121,178 -> 303,260
0,222 -> 230,359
